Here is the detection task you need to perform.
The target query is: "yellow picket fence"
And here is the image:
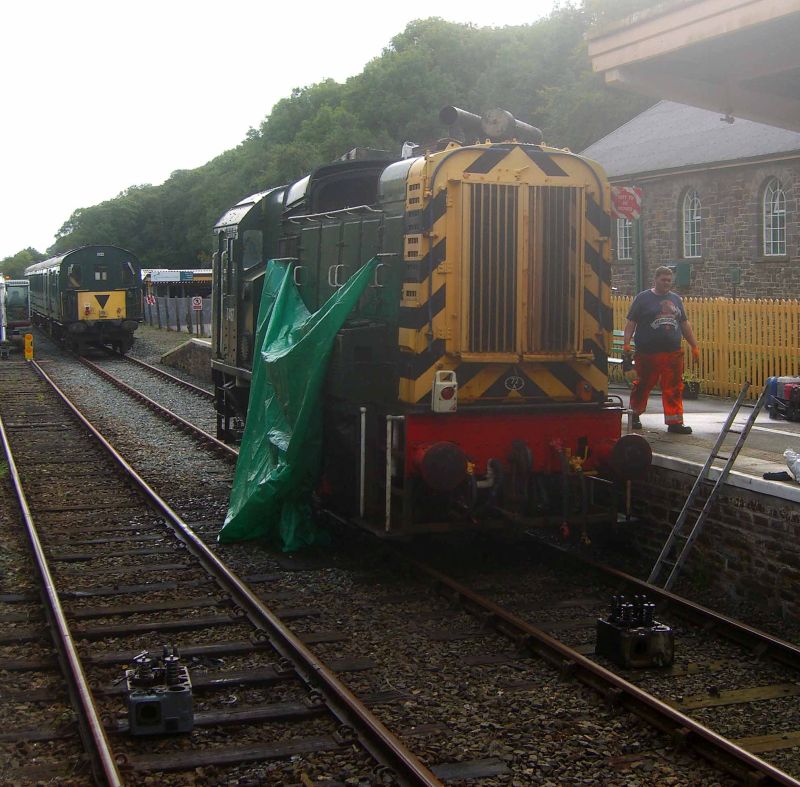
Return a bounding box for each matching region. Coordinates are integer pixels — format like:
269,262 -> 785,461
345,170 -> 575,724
611,297 -> 800,399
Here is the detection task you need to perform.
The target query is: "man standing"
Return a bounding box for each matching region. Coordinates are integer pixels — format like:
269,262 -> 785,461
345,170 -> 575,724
623,266 -> 700,434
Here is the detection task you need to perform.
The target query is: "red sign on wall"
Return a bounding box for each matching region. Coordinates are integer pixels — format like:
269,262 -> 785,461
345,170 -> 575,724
611,186 -> 642,220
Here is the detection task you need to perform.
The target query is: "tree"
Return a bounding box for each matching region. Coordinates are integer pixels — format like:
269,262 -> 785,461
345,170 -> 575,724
0,248 -> 46,279
45,5 -> 661,264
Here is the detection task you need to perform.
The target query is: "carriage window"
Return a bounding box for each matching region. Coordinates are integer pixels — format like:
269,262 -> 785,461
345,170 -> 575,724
242,230 -> 263,269
95,265 -> 109,281
121,261 -> 137,286
67,264 -> 82,288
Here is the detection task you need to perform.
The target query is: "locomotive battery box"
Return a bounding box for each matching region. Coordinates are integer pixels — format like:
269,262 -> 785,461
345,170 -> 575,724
126,648 -> 193,735
595,596 -> 674,669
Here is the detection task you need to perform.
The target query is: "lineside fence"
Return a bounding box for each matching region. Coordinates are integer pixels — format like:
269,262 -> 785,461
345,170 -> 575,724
611,296 -> 800,400
143,296 -> 211,337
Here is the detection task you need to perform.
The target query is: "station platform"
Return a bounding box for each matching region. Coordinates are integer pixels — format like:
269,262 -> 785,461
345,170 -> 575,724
611,384 -> 800,504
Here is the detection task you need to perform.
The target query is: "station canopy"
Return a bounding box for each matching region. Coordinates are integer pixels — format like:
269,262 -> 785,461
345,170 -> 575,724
588,0 -> 800,132
141,269 -> 211,283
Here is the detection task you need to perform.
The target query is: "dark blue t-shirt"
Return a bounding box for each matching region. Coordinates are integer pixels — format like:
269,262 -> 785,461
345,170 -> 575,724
626,290 -> 687,353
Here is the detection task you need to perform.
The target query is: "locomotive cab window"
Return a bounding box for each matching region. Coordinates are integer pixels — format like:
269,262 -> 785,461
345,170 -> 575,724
95,265 -> 109,282
67,264 -> 82,288
242,230 -> 263,269
121,261 -> 137,286
312,172 -> 381,212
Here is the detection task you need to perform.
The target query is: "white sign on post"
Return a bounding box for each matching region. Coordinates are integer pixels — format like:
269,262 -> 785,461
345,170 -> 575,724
191,296 -> 203,311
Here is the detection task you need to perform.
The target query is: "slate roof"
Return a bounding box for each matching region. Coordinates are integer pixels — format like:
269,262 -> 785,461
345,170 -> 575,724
581,100 -> 800,178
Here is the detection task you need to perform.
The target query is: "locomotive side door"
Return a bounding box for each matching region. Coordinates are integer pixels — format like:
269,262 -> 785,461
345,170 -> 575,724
317,223 -> 345,306
211,248 -> 221,359
295,224 -> 322,312
219,235 -> 238,366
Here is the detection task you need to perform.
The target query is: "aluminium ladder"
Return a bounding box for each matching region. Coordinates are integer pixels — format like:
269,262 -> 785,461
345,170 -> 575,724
648,381 -> 770,590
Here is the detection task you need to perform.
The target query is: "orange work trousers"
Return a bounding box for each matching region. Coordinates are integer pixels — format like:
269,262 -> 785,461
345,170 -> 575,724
630,350 -> 684,425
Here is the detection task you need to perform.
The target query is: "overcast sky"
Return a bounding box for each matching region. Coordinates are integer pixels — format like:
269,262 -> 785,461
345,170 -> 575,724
1,0 -> 560,261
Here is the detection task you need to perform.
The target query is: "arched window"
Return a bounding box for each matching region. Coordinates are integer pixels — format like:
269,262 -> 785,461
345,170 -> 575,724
682,190 -> 701,258
763,178 -> 786,256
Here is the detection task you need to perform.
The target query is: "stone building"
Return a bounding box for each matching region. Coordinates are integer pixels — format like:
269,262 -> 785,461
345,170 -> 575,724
582,101 -> 800,298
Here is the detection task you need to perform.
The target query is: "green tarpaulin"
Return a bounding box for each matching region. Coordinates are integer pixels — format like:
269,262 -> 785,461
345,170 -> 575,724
219,257 -> 377,550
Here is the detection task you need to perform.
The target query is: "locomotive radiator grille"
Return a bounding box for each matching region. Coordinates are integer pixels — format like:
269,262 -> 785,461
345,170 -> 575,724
527,186 -> 580,353
464,183 -> 581,355
467,184 -> 518,353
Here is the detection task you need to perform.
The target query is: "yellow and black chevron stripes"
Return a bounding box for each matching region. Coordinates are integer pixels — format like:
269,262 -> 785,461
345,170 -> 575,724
398,142 -> 614,405
464,144 -> 571,178
582,189 -> 613,379
399,156 -> 449,380
401,359 -> 608,405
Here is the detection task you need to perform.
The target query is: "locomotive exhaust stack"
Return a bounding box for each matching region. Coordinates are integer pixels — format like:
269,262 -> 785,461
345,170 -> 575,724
439,105 -> 543,144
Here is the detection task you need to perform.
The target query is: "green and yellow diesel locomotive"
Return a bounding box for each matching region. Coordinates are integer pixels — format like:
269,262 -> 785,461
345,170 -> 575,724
26,245 -> 143,353
212,107 -> 650,536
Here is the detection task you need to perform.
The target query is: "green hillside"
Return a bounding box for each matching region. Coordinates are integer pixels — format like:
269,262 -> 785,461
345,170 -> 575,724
2,3 -> 655,276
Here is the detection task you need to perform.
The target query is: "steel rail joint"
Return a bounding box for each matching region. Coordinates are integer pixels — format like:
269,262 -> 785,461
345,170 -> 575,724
30,361 -> 441,787
410,557 -> 800,786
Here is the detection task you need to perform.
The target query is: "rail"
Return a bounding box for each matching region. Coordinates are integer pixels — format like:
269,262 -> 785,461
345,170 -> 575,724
409,554 -> 800,786
0,394 -> 123,786
76,354 -> 237,459
27,358 -> 441,786
108,348 -> 214,400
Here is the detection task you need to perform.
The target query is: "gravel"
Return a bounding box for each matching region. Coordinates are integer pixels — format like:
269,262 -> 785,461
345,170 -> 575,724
15,331 -> 786,784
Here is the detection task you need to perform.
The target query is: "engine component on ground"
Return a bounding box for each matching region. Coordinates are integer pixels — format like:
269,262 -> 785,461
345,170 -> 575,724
126,646 -> 193,735
595,595 -> 674,669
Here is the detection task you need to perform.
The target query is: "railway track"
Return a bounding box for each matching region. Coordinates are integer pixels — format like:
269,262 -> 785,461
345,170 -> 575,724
104,348 -> 214,402
22,339 -> 800,783
398,534 -> 800,784
75,350 -> 236,460
0,359 -> 439,785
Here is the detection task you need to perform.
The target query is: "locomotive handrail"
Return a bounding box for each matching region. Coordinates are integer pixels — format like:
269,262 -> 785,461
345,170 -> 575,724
371,263 -> 386,288
287,204 -> 381,223
328,264 -> 346,288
